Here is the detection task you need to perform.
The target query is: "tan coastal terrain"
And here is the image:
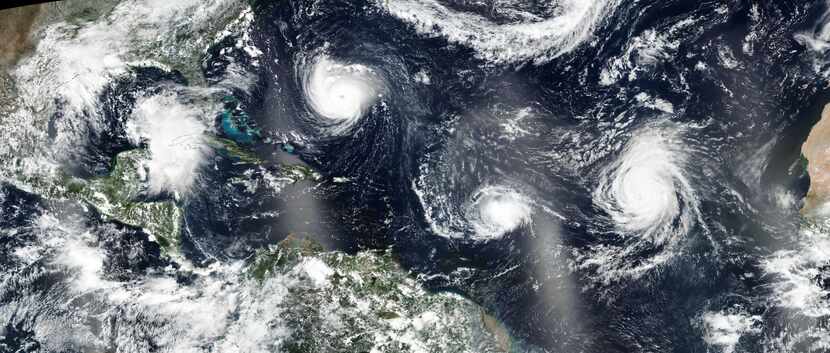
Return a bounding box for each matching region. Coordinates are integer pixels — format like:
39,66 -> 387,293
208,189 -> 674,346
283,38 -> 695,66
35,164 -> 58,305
801,103 -> 830,216
0,5 -> 43,68
0,1 -> 120,112
0,4 -> 42,113
0,4 -> 42,67
0,1 -> 122,67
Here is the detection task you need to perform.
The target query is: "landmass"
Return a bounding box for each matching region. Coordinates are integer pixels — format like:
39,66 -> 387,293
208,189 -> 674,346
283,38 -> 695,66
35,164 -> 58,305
0,4 -> 41,67
801,104 -> 830,216
0,3 -> 519,351
0,0 -> 121,68
249,235 -> 511,353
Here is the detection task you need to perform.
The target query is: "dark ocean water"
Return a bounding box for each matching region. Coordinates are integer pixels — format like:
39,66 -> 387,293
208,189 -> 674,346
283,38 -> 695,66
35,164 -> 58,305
219,0 -> 829,351
3,0 -> 830,352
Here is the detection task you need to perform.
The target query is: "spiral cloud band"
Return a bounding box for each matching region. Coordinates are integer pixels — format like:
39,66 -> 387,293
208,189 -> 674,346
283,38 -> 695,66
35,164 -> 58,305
593,128 -> 698,245
466,185 -> 534,240
302,55 -> 384,134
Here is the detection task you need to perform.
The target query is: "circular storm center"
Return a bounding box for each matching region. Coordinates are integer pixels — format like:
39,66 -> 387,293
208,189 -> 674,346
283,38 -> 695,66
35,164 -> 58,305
594,128 -> 697,245
304,56 -> 381,125
615,163 -> 678,227
469,186 -> 533,240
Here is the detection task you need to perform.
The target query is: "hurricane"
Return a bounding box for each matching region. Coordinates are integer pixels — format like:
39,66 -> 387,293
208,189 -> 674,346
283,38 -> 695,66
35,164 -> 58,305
300,54 -> 386,134
463,185 -> 534,240
415,180 -> 534,241
126,93 -> 213,196
3,0 -> 830,352
593,126 -> 699,245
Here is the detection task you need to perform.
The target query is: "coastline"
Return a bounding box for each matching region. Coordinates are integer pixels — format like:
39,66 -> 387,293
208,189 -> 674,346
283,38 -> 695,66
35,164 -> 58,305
801,104 -> 830,216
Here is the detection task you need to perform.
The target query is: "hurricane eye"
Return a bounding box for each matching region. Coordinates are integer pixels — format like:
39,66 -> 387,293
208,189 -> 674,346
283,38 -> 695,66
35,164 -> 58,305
467,185 -> 534,240
302,55 -> 384,134
593,128 -> 698,245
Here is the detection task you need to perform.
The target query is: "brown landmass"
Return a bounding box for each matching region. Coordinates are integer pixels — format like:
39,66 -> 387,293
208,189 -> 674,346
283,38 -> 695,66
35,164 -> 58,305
0,1 -> 121,113
0,4 -> 42,113
801,104 -> 830,216
0,4 -> 42,68
480,309 -> 511,352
